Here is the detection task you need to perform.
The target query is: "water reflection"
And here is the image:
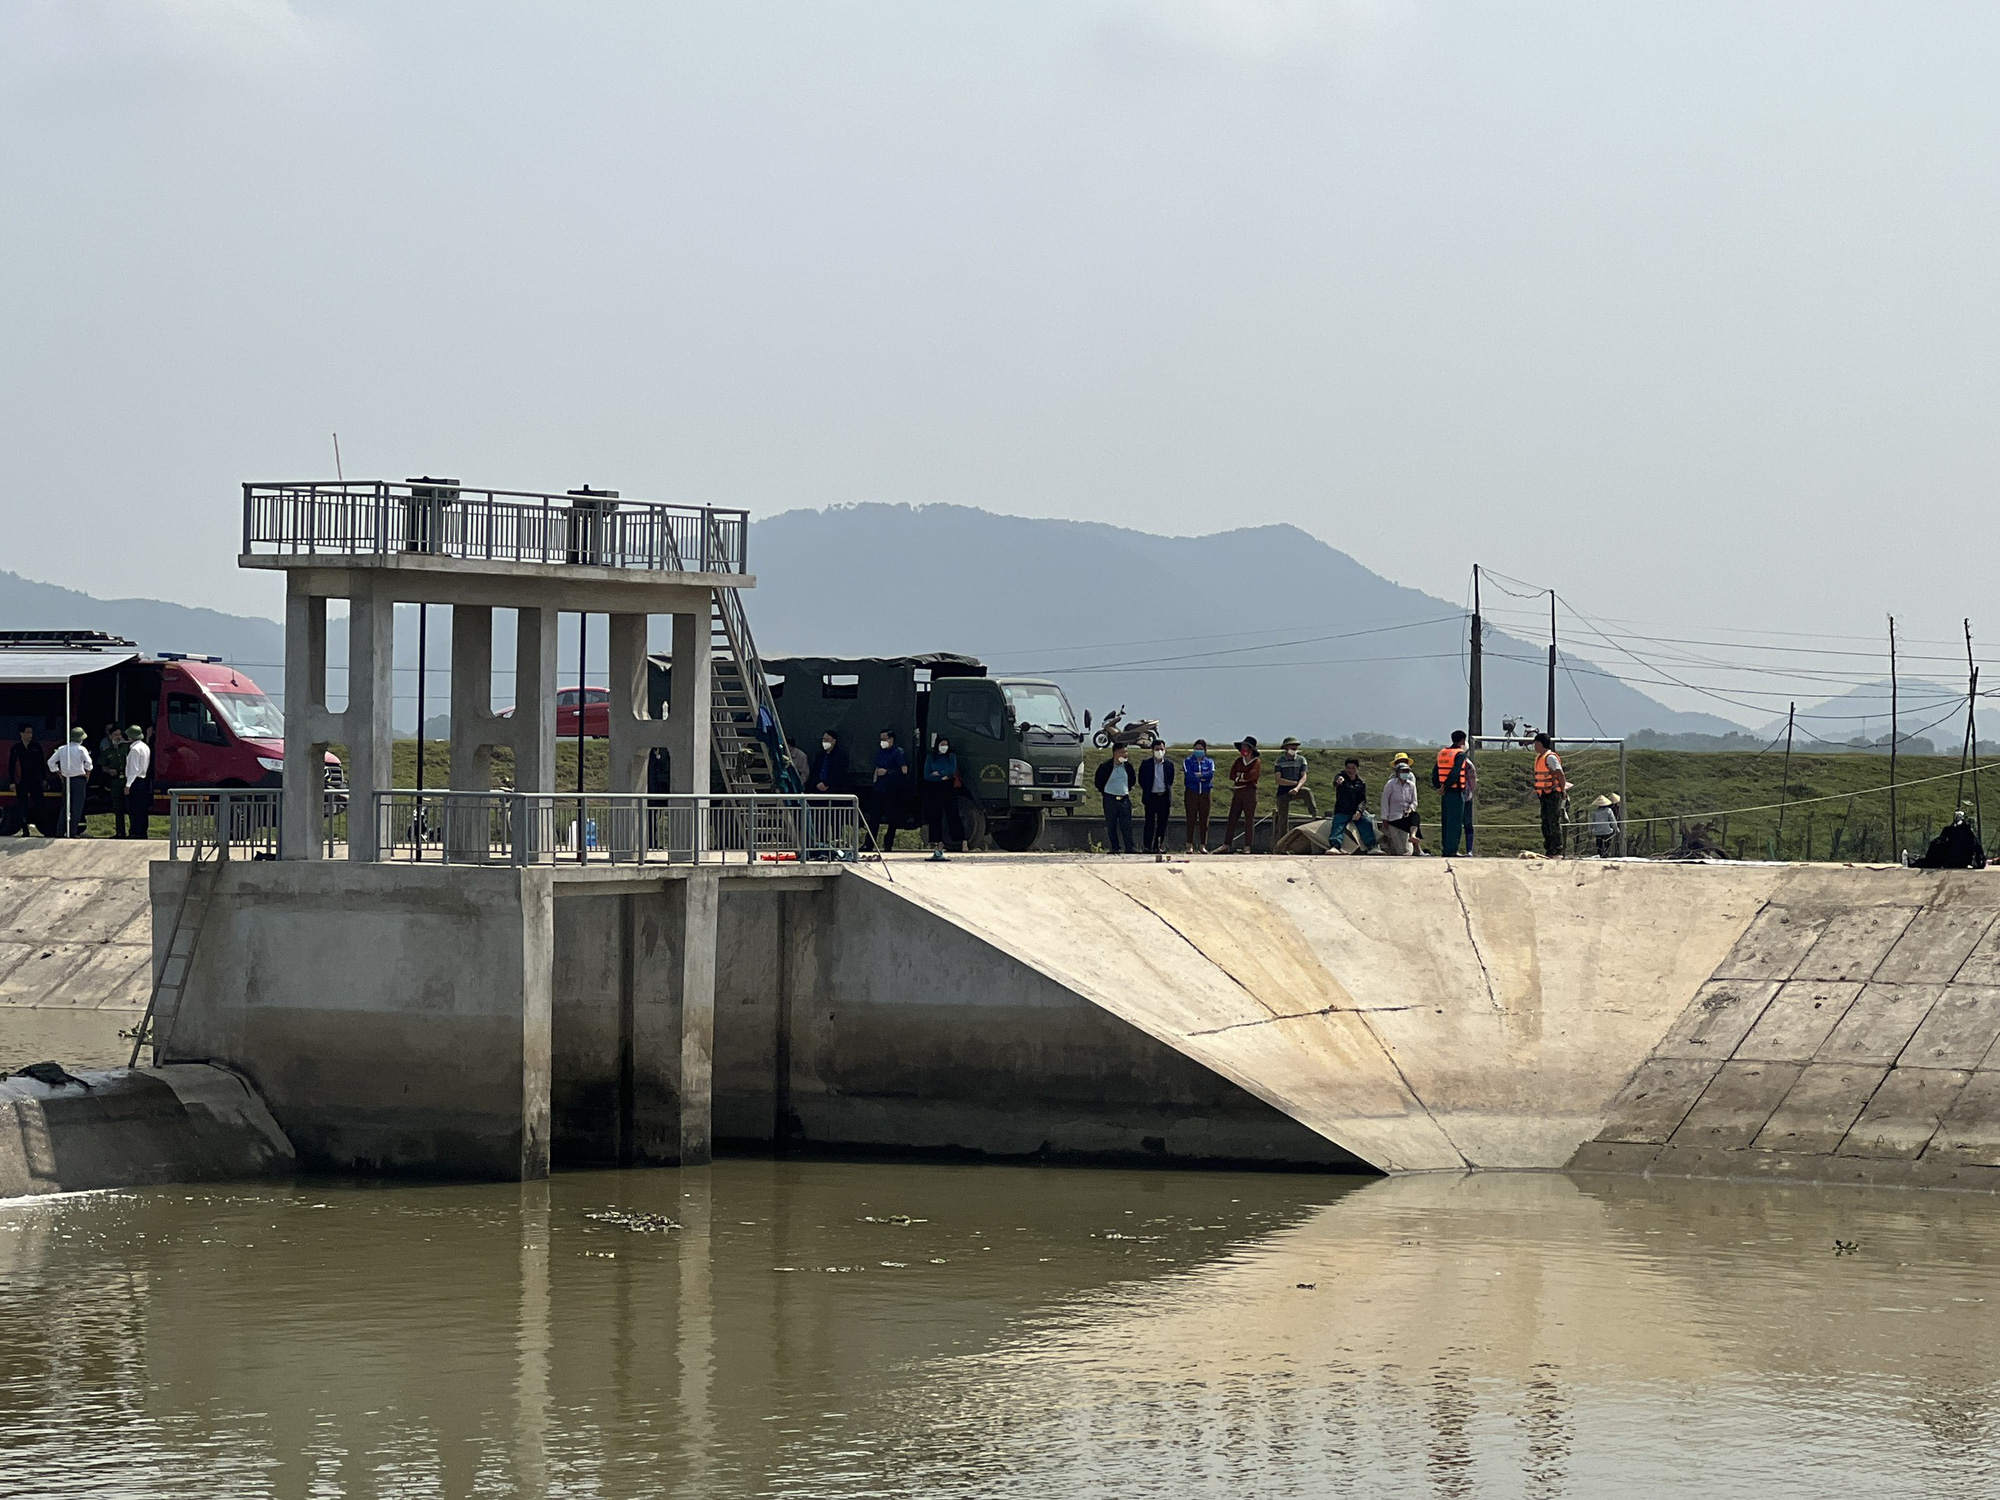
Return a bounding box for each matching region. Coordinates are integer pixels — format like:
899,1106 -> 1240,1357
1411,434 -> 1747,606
2,1165 -> 1998,1496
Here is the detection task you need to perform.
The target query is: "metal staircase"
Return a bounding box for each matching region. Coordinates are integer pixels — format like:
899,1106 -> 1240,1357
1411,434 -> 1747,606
700,509 -> 798,795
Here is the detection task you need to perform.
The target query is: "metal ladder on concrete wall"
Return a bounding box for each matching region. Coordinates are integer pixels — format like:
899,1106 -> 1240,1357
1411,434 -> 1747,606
125,852 -> 221,1067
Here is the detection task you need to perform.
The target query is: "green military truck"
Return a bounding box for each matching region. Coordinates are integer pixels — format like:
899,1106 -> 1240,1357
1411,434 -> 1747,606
766,653 -> 1085,851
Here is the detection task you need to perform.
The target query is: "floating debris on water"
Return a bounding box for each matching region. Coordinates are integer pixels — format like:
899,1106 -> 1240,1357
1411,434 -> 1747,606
585,1210 -> 681,1233
859,1214 -> 928,1224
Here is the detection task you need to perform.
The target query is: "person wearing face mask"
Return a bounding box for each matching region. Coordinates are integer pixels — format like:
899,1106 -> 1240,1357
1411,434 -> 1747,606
1380,752 -> 1422,856
1138,742 -> 1176,856
1181,739 -> 1216,853
922,735 -> 966,859
870,728 -> 908,851
809,729 -> 848,794
1093,743 -> 1138,854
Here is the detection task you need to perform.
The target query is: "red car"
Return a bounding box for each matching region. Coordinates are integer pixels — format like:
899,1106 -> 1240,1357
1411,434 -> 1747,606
556,686 -> 610,739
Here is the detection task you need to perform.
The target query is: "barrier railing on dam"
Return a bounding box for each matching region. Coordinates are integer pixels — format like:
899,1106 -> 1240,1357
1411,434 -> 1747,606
241,480 -> 750,575
374,790 -> 870,866
169,789 -> 349,861
170,789 -> 869,864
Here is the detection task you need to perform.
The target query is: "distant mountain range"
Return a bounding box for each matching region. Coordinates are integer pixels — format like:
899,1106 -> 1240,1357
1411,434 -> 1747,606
1755,678 -> 1966,750
1,508 -> 1759,743
745,505 -> 1744,742
0,569 -> 284,666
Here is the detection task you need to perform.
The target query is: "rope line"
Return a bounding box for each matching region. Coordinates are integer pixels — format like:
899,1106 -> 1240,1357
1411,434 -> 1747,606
1470,754 -> 1999,831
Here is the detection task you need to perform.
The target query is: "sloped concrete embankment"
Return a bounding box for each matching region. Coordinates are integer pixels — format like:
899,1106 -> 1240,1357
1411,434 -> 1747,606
0,840 -> 154,1071
0,1063 -> 295,1198
868,859 -> 2000,1189
1572,867 -> 2000,1190
855,860 -> 1787,1173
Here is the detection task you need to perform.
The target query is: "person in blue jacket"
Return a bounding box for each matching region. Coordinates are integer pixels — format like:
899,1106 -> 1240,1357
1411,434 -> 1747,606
922,735 -> 966,859
1181,739 -> 1217,853
870,728 -> 908,851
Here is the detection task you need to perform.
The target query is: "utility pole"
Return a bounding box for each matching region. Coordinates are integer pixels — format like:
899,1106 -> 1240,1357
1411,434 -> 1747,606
1966,619 -> 1982,838
1546,589 -> 1558,743
1776,701 -> 1795,859
1468,566 -> 1483,742
1889,614 -> 1900,860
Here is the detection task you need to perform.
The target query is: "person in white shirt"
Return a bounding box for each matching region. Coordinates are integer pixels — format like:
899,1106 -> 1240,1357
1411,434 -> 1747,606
47,728 -> 93,838
123,726 -> 154,841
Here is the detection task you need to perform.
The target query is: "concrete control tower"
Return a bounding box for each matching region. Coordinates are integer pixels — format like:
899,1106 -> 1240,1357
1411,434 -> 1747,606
147,479 -> 858,1184
240,477 -> 751,857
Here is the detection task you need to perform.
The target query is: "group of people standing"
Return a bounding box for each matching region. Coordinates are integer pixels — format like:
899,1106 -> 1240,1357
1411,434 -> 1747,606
5,722 -> 154,839
1091,729 -> 1532,858
808,726 -> 971,859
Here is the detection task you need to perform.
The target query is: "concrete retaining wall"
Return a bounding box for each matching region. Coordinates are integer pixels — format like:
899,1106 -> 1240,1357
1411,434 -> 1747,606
154,861 -> 554,1179
0,1062 -> 294,1198
709,880 -> 1361,1168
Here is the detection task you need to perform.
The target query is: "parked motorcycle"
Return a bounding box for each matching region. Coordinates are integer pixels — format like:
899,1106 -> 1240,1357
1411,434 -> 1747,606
1086,705 -> 1165,751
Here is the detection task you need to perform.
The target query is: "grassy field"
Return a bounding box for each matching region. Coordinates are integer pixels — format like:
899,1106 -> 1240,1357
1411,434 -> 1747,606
1080,743 -> 1996,860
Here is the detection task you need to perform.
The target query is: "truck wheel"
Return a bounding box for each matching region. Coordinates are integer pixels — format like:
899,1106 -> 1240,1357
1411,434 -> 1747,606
957,795 -> 988,850
991,810 -> 1043,852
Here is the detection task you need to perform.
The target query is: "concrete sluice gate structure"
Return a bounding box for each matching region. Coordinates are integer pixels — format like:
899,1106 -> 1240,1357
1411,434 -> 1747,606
129,854 -> 2000,1192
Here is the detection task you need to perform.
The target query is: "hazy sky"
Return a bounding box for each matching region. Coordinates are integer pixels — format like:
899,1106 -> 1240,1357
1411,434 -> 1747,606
4,2 -> 1997,725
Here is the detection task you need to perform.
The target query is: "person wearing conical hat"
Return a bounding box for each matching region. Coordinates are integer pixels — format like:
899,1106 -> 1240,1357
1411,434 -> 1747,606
1590,792 -> 1622,858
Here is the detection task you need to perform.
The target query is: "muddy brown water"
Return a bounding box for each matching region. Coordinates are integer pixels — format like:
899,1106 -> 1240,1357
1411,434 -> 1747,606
3,1161 -> 1999,1497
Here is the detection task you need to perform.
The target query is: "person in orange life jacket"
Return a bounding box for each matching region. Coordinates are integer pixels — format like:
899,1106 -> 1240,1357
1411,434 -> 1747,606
1532,732 -> 1568,857
1137,743 -> 1176,855
922,736 -> 965,859
1094,743 -> 1138,854
870,728 -> 908,852
1181,740 -> 1216,853
1431,731 -> 1476,857
1224,737 -> 1261,853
